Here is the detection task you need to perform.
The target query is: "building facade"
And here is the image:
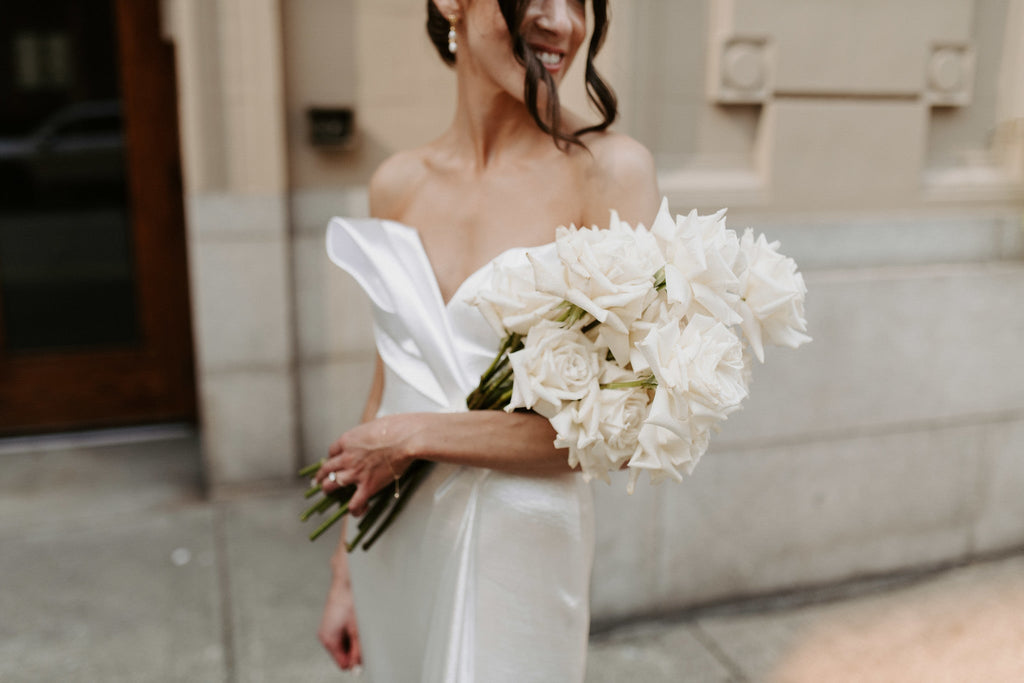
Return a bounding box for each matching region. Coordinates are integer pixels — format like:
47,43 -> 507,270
3,0 -> 1020,621
157,0 -> 1024,619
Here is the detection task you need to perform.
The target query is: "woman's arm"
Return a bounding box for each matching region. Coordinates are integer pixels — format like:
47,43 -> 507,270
319,355 -> 383,670
316,408 -> 567,516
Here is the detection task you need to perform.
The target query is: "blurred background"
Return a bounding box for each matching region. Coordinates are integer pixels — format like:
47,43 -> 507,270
2,0 -> 1022,681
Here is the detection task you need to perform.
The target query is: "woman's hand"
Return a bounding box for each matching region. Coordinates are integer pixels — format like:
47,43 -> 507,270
315,414 -> 419,517
318,573 -> 362,671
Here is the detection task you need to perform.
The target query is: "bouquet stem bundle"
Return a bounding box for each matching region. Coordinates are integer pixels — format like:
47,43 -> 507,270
299,458 -> 434,547
299,333 -> 523,547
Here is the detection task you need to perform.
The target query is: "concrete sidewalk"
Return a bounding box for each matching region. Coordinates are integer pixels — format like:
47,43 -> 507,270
2,431 -> 1022,682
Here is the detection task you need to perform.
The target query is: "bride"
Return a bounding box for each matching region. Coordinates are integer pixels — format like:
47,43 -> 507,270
314,0 -> 659,679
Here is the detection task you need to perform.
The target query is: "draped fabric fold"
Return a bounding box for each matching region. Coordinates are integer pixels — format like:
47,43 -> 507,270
325,217 -> 594,683
326,217 -> 474,411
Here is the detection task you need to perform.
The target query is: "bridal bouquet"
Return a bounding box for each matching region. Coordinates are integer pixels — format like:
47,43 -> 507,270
301,198 -> 809,547
469,198 -> 811,492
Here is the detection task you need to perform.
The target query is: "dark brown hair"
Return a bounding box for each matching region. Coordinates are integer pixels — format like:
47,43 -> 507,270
426,0 -> 617,150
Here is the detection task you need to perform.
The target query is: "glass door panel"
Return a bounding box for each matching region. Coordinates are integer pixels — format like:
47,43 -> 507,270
0,0 -> 195,434
0,2 -> 137,352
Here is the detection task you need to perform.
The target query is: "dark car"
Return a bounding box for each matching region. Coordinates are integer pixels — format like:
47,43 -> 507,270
0,100 -> 126,208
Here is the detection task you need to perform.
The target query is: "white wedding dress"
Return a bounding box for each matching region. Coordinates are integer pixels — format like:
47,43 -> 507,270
327,217 -> 595,683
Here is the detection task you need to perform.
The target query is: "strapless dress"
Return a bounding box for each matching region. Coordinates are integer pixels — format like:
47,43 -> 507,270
326,217 -> 594,683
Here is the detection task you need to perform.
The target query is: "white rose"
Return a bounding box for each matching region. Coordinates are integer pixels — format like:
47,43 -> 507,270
550,386 -> 617,484
650,198 -> 743,327
684,315 -> 749,418
626,291 -> 688,374
626,422 -> 704,493
735,229 -> 811,362
507,321 -> 600,418
530,218 -> 664,364
549,373 -> 650,484
472,247 -> 564,336
637,315 -> 749,442
595,363 -> 652,464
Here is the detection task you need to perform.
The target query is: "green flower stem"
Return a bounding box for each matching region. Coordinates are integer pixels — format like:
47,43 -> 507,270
557,303 -> 589,328
309,503 -> 350,542
493,387 -> 513,407
467,356 -> 509,407
301,485 -> 356,521
303,484 -> 322,499
601,377 -> 658,390
345,492 -> 393,552
360,460 -> 433,551
482,334 -> 519,382
298,459 -> 325,478
477,366 -> 514,409
301,495 -> 336,522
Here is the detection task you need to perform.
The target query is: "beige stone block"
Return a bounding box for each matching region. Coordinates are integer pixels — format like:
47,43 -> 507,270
359,102 -> 456,154
200,369 -> 297,484
739,213 -> 1024,271
590,474 -> 664,623
293,234 -> 376,361
760,100 -> 927,210
190,239 -> 293,371
282,0 -> 355,106
718,0 -> 972,96
186,193 -> 288,239
722,264 -> 1024,444
219,0 -> 289,193
648,424 -> 983,612
281,0 -> 360,190
973,418 -> 1024,552
356,6 -> 454,108
298,358 -> 377,468
291,188 -> 369,236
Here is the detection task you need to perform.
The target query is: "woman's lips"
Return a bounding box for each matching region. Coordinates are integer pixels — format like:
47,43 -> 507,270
530,45 -> 566,73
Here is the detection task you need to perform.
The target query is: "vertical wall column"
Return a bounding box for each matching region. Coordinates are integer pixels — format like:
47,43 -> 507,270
164,0 -> 298,489
996,0 -> 1024,178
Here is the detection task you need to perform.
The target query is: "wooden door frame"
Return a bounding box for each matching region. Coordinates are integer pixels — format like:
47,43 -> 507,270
0,0 -> 196,434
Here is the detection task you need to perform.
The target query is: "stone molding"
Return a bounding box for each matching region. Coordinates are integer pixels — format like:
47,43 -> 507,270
694,0 -> 1023,210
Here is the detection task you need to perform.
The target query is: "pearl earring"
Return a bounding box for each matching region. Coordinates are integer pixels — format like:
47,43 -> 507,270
448,15 -> 458,55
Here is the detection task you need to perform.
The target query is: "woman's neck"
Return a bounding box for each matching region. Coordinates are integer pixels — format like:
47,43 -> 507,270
447,65 -> 556,170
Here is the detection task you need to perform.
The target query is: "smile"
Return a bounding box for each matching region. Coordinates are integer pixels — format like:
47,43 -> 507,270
534,50 -> 565,71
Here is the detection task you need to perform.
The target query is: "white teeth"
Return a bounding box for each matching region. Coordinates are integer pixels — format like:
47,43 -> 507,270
537,51 -> 563,66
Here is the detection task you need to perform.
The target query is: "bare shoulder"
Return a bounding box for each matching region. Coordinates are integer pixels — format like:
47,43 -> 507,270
368,149 -> 430,220
587,132 -> 656,181
577,131 -> 660,228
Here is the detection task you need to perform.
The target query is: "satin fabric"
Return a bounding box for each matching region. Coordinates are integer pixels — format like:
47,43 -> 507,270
326,217 -> 595,683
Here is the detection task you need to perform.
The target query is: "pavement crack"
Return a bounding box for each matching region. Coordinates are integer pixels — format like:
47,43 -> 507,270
213,505 -> 238,683
689,621 -> 749,682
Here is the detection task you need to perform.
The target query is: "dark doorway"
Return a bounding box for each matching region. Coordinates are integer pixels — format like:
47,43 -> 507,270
0,0 -> 196,433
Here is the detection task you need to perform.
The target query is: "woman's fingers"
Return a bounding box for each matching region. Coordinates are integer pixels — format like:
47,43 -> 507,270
315,453 -> 349,485
320,469 -> 347,492
327,433 -> 347,458
347,480 -> 373,517
349,625 -> 363,667
319,616 -> 361,670
319,625 -> 350,669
